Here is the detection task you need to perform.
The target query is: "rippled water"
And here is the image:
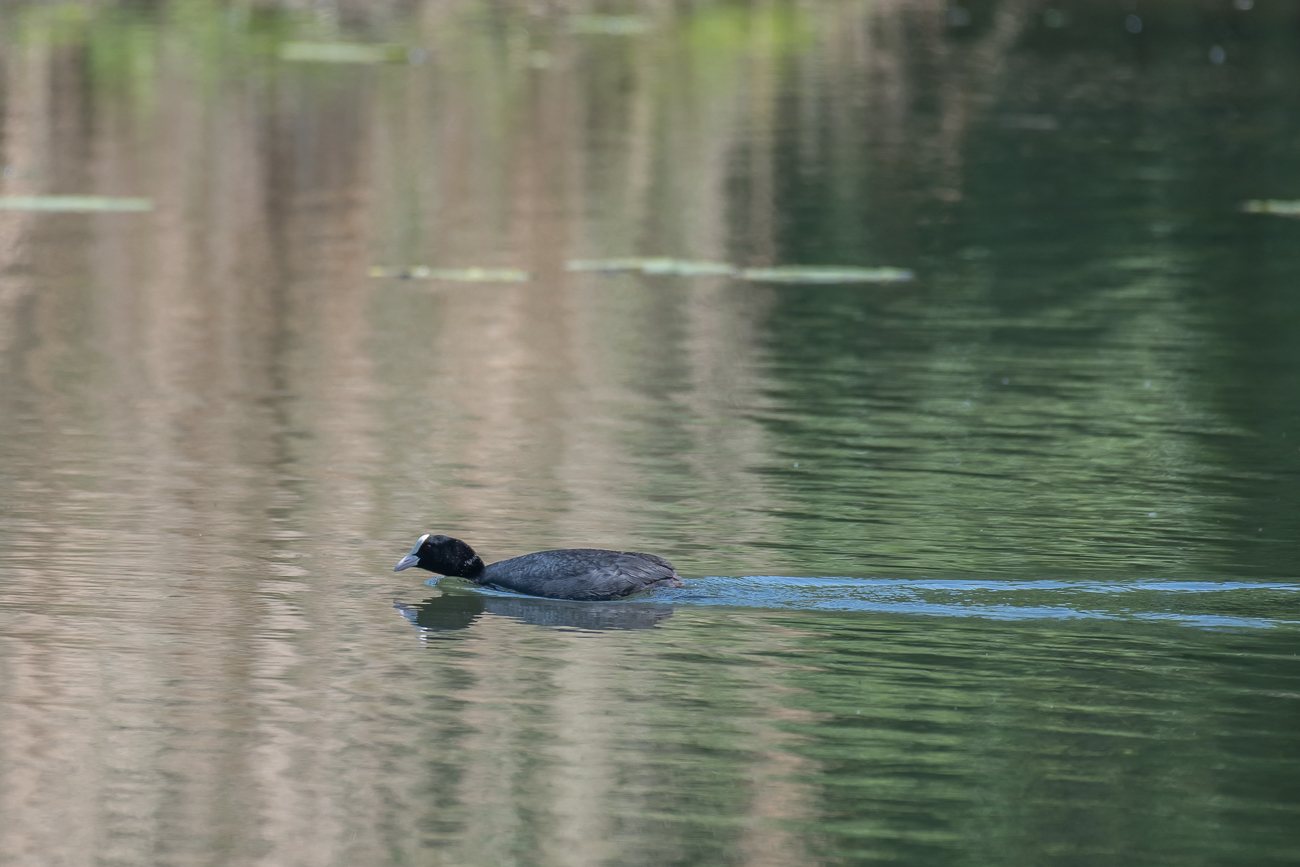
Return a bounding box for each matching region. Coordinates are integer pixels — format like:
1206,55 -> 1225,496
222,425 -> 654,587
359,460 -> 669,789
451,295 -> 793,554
1,1 -> 1299,865
384,588 -> 1300,866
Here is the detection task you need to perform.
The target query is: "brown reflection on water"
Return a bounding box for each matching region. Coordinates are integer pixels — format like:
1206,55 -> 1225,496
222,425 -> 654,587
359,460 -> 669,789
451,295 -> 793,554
405,613 -> 827,867
2,3 -> 926,860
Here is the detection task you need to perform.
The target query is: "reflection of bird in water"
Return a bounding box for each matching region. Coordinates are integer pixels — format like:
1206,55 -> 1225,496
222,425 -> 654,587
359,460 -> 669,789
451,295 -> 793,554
393,593 -> 676,633
394,593 -> 487,632
393,534 -> 683,601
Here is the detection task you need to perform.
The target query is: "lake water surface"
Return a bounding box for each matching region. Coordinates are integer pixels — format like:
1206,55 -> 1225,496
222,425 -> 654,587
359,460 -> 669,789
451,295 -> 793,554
1,2 -> 1298,865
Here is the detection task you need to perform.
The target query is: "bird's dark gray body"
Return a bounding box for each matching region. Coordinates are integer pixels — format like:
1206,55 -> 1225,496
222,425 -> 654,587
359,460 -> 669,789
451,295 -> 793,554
481,548 -> 681,601
393,534 -> 683,601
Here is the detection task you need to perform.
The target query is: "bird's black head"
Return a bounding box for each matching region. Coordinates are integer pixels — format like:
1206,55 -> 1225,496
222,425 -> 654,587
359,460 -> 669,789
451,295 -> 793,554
393,534 -> 486,579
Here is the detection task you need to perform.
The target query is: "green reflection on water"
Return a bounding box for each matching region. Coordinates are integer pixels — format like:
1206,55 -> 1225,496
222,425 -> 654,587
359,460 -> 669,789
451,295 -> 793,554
384,607 -> 1300,866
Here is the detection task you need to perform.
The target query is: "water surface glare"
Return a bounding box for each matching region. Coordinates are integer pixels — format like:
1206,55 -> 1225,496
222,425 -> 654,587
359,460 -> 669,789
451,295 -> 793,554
660,577 -> 1300,628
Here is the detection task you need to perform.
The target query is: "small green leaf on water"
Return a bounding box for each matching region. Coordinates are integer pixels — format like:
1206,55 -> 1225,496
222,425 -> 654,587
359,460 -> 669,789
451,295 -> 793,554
641,259 -> 737,276
0,196 -> 152,212
565,258 -> 738,276
1241,200 -> 1300,218
370,266 -> 530,282
740,266 -> 915,284
279,42 -> 412,64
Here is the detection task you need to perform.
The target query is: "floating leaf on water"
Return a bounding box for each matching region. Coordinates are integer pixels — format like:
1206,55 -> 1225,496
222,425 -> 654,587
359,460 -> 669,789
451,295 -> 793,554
565,258 -> 737,276
567,15 -> 654,36
1241,200 -> 1300,218
279,42 -> 412,64
640,259 -> 738,276
370,266 -> 530,282
740,266 -> 915,284
0,196 -> 152,212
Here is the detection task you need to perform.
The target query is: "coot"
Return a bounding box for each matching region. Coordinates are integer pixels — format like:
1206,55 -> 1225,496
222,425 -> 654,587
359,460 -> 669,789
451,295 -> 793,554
393,534 -> 684,601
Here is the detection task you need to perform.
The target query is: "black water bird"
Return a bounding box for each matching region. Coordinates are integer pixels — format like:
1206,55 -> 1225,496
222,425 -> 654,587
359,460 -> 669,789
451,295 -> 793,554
393,534 -> 684,601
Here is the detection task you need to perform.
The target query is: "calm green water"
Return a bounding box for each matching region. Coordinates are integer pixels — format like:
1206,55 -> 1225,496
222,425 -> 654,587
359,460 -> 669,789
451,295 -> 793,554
1,2 -> 1298,865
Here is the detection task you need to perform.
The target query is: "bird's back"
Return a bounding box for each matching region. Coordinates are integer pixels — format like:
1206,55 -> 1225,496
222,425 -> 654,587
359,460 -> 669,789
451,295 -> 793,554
480,548 -> 682,601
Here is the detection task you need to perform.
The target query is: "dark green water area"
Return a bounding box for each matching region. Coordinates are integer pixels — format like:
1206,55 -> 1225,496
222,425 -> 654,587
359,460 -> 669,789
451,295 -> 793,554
0,1 -> 1297,864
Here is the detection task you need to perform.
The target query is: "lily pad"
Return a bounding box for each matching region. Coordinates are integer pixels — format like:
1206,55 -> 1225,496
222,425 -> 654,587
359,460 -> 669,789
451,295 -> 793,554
1241,200 -> 1300,218
0,196 -> 152,212
280,42 -> 413,64
565,258 -> 738,276
740,266 -> 915,284
369,266 -> 530,282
